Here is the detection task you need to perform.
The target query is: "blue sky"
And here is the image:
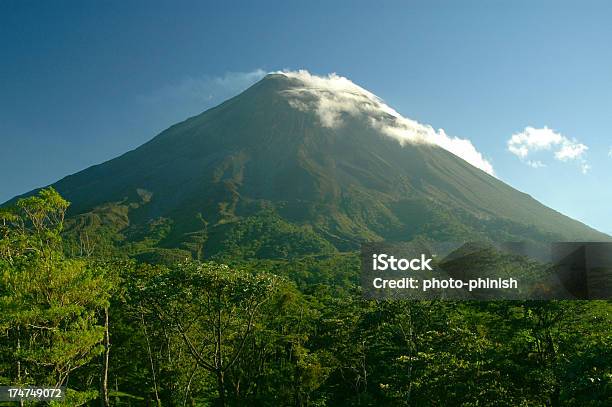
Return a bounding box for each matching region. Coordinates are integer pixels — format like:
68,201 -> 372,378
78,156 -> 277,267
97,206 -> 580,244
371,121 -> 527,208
1,0 -> 611,234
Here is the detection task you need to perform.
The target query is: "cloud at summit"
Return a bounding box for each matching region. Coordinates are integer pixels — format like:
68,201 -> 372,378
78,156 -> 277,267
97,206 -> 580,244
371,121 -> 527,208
143,69 -> 266,104
276,70 -> 495,176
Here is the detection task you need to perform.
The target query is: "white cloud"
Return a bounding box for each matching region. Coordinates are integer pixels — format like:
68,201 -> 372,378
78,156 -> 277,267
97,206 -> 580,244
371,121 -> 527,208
581,163 -> 591,174
527,160 -> 546,168
608,147 -> 612,158
136,69 -> 268,138
141,69 -> 266,114
507,126 -> 564,158
275,70 -> 495,176
211,69 -> 268,92
554,142 -> 588,161
507,126 -> 589,173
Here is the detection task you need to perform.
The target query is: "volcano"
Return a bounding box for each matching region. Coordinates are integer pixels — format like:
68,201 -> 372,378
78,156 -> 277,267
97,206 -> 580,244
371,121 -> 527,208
9,71 -> 609,259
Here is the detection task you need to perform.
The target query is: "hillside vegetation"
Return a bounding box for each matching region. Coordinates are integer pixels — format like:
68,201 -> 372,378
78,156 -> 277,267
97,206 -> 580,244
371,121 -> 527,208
1,189 -> 610,406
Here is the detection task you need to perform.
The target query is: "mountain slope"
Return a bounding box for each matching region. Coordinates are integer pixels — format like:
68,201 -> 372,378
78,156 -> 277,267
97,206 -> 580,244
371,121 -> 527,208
8,73 -> 609,259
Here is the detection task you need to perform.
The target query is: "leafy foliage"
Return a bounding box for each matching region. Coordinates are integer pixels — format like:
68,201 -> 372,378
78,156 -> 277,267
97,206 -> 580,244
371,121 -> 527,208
0,188 -> 115,405
1,190 -> 610,407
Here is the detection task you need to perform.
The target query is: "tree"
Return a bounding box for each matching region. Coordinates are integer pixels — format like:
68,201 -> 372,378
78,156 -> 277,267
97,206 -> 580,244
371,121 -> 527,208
135,261 -> 282,406
0,188 -> 114,405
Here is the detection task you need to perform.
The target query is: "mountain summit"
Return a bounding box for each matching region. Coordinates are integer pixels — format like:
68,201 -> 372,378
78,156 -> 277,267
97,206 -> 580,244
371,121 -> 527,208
11,71 -> 609,258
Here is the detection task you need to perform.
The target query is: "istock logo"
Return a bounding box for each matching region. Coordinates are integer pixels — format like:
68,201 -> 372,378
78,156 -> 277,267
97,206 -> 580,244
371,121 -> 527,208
372,253 -> 433,271
362,241 -> 612,300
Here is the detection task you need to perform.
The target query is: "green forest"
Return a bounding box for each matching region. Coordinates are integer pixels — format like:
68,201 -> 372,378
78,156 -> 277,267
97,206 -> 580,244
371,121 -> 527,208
1,189 -> 610,406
